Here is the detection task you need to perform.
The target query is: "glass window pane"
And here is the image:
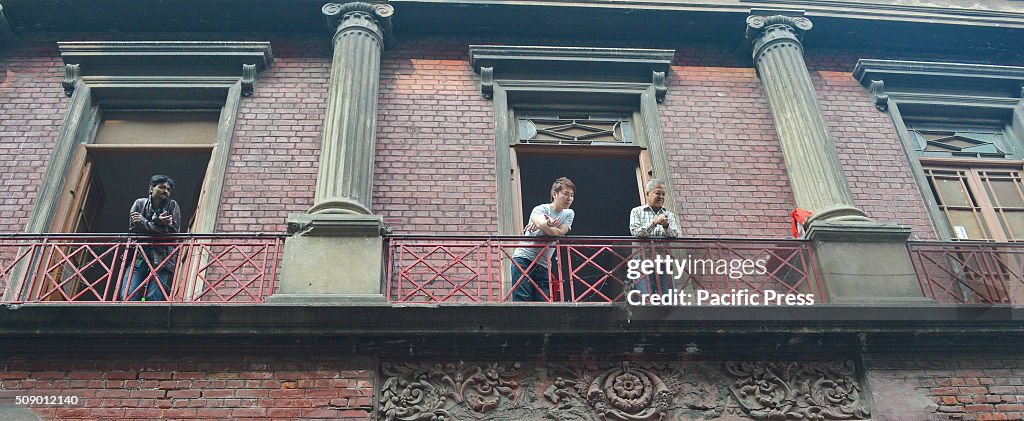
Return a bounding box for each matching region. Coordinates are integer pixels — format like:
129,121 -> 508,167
96,111 -> 219,145
998,211 -> 1024,241
949,210 -> 988,240
984,177 -> 1024,208
933,176 -> 973,207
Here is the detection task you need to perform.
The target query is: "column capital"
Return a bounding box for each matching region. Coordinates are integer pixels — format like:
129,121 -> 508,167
745,13 -> 813,62
322,2 -> 393,46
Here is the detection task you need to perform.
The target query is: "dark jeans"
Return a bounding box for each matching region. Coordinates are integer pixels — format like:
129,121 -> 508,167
121,264 -> 173,301
510,257 -> 551,302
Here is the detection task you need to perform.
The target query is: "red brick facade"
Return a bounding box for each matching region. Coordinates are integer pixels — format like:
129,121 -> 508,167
867,353 -> 1024,420
0,35 -> 940,240
0,352 -> 373,420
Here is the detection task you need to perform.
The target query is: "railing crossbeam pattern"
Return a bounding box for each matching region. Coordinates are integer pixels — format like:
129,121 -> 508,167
386,236 -> 823,304
0,234 -> 283,304
909,242 -> 1024,304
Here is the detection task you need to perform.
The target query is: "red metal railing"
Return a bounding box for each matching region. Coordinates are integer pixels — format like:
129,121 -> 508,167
385,236 -> 824,304
908,241 -> 1024,304
0,233 -> 283,304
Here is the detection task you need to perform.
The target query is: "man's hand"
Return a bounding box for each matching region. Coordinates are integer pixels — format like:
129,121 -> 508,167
653,214 -> 669,227
130,212 -> 143,224
524,222 -> 538,233
544,214 -> 562,227
158,211 -> 173,226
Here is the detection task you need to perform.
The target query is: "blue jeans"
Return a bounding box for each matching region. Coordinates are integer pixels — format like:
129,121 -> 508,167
510,257 -> 551,302
634,271 -> 674,295
121,264 -> 173,301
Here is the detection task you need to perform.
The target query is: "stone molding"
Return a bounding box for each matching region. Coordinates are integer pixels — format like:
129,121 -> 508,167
853,59 -> 1024,97
58,41 -> 273,75
469,45 -> 674,82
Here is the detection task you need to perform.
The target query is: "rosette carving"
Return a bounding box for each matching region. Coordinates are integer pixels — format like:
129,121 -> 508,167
724,361 -> 870,420
379,361 -> 523,421
547,362 -> 674,421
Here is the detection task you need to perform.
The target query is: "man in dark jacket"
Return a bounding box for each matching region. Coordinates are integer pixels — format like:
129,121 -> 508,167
121,174 -> 182,301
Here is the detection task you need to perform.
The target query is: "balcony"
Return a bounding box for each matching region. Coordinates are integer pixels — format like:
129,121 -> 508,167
908,241 -> 1024,305
4,233 -> 1023,308
0,233 -> 283,304
385,236 -> 824,304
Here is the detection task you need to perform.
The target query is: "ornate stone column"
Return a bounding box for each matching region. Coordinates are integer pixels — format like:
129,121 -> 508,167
310,1 -> 393,215
273,2 -> 393,303
746,14 -> 869,224
746,13 -> 929,304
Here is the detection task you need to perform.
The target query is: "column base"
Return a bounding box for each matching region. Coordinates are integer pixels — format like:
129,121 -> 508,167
806,220 -> 935,304
308,198 -> 372,216
805,204 -> 871,226
275,213 -> 389,302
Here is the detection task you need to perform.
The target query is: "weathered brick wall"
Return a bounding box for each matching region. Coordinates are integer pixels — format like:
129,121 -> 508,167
865,353 -> 1024,420
0,351 -> 374,420
664,46 -> 795,238
806,48 -> 941,240
0,36 -> 67,234
216,35 -> 329,234
374,38 -> 497,235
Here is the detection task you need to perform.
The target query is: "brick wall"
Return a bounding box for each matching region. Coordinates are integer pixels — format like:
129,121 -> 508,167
663,46 -> 795,238
374,38 -> 497,235
0,351 -> 374,420
866,353 -> 1024,420
806,48 -> 940,240
216,35 -> 330,234
0,36 -> 67,234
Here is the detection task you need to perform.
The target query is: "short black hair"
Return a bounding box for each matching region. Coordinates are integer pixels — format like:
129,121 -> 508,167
150,174 -> 175,190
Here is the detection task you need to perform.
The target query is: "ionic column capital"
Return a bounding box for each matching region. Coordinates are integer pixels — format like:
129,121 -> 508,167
745,14 -> 813,63
322,2 -> 393,47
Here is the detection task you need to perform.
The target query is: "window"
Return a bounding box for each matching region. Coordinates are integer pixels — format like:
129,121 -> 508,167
7,42 -> 272,302
469,45 -> 675,235
854,59 -> 1024,241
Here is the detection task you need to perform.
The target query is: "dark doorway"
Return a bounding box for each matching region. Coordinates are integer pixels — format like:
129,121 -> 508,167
516,152 -> 641,301
517,154 -> 640,236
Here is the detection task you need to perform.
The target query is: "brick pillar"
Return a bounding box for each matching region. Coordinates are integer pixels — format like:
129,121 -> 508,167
746,13 -> 869,224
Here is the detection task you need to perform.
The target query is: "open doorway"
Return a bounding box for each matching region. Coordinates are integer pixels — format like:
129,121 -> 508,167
514,147 -> 648,301
36,145 -> 212,301
517,153 -> 640,236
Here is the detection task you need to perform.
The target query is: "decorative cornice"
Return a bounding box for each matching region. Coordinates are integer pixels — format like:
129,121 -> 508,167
853,59 -> 1024,98
322,2 -> 393,43
468,45 -> 674,98
58,41 -> 274,77
469,45 -> 674,75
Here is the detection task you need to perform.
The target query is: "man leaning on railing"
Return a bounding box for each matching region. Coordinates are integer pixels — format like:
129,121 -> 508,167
510,177 -> 576,302
121,174 -> 181,302
629,179 -> 681,294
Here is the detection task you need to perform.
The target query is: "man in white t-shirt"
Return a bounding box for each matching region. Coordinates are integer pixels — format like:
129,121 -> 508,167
510,177 -> 575,302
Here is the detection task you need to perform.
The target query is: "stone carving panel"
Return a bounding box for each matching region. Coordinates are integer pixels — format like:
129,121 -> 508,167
377,359 -> 869,420
725,361 -> 870,420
